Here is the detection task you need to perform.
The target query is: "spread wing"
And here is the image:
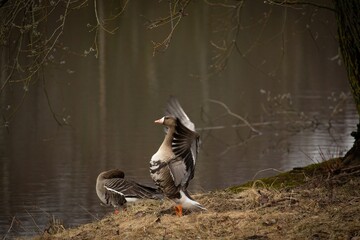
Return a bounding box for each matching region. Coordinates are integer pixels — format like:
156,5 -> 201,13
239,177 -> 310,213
104,178 -> 161,200
165,97 -> 200,188
165,96 -> 195,131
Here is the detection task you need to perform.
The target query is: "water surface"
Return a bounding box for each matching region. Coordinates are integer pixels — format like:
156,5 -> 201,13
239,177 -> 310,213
0,2 -> 357,237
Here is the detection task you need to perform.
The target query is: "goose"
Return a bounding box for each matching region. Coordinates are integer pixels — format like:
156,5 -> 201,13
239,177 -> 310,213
150,97 -> 206,216
96,169 -> 162,210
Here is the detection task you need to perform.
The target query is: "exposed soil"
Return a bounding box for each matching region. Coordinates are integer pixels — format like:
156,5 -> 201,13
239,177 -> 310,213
34,159 -> 360,240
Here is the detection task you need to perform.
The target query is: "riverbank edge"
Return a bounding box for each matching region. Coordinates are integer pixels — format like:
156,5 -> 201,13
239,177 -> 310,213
33,157 -> 360,239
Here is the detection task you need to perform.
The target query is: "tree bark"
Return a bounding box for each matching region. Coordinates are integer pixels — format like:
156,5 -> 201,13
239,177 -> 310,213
333,0 -> 360,165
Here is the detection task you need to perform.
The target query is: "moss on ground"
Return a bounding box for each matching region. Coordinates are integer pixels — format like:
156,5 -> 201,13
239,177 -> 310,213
227,158 -> 343,193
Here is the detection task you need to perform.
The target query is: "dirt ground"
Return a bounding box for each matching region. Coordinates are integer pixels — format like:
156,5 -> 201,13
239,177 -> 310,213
35,159 -> 360,240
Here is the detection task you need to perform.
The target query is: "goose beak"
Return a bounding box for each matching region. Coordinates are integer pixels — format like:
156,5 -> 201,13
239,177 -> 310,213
154,117 -> 165,124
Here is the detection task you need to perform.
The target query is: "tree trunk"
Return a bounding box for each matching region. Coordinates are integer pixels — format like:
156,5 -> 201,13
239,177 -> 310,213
333,0 -> 360,165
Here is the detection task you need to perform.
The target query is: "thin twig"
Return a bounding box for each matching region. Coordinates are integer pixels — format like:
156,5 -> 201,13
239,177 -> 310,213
2,216 -> 16,240
197,120 -> 284,131
42,70 -> 64,126
148,0 -> 192,54
103,0 -> 129,21
78,204 -> 100,221
266,0 -> 335,12
24,209 -> 41,233
203,0 -> 237,8
94,0 -> 117,34
208,99 -> 262,135
218,133 -> 259,156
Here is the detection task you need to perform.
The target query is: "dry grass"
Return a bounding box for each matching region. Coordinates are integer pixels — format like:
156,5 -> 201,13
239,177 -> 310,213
34,159 -> 360,240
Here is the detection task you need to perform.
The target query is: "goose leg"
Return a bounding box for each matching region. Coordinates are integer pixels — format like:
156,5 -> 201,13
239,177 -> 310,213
175,205 -> 183,217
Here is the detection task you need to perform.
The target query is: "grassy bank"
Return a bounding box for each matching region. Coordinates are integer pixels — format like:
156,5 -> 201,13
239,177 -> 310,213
36,158 -> 360,239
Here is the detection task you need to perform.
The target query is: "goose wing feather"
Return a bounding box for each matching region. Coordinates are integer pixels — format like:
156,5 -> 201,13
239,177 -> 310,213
168,158 -> 188,187
104,178 -> 160,199
165,96 -> 195,131
165,97 -> 200,188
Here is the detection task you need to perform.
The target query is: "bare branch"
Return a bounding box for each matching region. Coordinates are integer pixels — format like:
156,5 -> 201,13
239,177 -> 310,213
42,73 -> 66,126
144,0 -> 192,55
208,99 -> 262,135
0,0 -> 127,126
94,0 -> 118,34
265,0 -> 335,12
203,0 -> 237,8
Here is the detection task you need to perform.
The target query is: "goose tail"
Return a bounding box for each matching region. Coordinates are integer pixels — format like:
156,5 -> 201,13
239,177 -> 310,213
178,190 -> 207,211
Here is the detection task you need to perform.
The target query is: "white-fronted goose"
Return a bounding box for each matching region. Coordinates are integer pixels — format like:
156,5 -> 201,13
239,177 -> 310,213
150,97 -> 205,216
96,169 -> 162,209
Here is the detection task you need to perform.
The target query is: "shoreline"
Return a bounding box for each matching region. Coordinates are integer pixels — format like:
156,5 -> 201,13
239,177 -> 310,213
33,158 -> 360,239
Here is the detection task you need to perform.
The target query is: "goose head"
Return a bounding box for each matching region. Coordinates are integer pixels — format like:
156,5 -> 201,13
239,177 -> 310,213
154,116 -> 177,127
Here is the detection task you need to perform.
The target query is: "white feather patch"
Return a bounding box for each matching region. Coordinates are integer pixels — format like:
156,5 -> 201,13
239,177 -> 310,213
104,186 -> 124,196
177,190 -> 206,210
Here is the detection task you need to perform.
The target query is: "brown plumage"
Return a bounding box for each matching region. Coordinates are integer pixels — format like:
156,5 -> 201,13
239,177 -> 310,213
96,169 -> 162,209
150,97 -> 205,216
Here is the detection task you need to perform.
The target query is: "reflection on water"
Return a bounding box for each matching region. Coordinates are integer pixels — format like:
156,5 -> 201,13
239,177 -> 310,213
0,1 -> 357,237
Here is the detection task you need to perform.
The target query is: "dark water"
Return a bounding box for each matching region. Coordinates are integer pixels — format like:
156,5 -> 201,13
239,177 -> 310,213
0,1 -> 357,237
